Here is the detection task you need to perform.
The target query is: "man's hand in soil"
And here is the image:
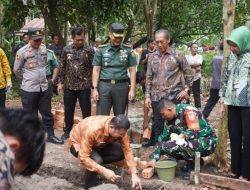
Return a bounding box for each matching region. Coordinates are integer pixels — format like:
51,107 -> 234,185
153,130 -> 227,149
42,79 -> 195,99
103,169 -> 121,182
131,174 -> 142,190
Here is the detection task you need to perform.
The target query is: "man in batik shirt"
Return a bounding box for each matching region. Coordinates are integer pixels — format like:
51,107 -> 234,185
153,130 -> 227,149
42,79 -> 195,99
147,99 -> 217,180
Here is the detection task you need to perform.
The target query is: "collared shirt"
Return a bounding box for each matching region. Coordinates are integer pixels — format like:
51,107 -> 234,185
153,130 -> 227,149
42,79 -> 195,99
92,43 -> 137,80
0,130 -> 15,190
13,43 -> 48,92
151,104 -> 217,160
59,44 -> 94,90
47,43 -> 63,57
46,49 -> 60,77
145,48 -> 194,102
0,48 -> 12,90
68,115 -> 137,175
185,54 -> 203,81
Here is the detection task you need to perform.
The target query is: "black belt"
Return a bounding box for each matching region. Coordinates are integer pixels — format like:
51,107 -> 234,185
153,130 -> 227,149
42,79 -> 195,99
100,79 -> 128,84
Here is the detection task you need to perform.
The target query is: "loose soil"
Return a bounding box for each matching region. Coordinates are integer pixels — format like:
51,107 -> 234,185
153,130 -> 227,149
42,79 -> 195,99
8,95 -> 228,190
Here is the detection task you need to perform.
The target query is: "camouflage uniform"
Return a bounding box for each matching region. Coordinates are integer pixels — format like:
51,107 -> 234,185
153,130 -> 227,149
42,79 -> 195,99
0,130 -> 15,190
151,104 -> 217,161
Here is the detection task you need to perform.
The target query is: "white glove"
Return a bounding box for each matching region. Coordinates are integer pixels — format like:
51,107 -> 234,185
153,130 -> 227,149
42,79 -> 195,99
170,133 -> 179,141
170,133 -> 187,146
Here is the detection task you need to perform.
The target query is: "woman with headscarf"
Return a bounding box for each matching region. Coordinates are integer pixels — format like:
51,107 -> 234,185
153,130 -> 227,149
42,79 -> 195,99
219,26 -> 250,181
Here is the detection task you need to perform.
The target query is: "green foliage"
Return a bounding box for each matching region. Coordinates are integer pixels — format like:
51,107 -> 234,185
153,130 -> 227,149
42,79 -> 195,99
156,0 -> 223,43
201,51 -> 216,77
135,84 -> 145,102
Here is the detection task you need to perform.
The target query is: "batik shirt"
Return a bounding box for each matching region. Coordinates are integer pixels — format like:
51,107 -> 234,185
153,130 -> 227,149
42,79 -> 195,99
151,104 -> 217,160
0,130 -> 15,190
59,44 -> 94,90
145,48 -> 194,102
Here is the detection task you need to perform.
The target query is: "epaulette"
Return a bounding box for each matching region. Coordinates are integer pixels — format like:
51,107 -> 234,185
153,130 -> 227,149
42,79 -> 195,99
123,44 -> 132,48
98,44 -> 107,48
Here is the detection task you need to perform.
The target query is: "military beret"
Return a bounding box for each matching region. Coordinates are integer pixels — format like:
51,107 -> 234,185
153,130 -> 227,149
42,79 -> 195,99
110,23 -> 124,38
28,28 -> 43,40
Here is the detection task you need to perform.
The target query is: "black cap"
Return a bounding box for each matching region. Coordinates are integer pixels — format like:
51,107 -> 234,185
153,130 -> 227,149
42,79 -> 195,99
110,23 -> 125,37
28,28 -> 43,40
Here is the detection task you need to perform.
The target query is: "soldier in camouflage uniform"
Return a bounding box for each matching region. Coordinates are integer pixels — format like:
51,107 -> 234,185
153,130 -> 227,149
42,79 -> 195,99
148,99 -> 217,179
58,27 -> 94,140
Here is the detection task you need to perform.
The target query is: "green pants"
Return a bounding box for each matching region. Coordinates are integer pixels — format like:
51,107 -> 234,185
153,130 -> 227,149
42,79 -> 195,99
97,81 -> 129,115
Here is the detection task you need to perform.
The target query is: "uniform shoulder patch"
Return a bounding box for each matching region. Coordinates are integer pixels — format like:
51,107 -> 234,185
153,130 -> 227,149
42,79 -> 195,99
184,110 -> 200,131
98,44 -> 107,48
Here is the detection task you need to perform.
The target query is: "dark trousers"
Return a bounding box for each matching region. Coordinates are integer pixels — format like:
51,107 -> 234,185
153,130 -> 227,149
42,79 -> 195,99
70,142 -> 124,189
96,81 -> 129,115
228,106 -> 250,179
151,101 -> 165,143
63,88 -> 91,133
189,78 -> 201,108
0,88 -> 6,108
20,89 -> 53,130
202,88 -> 220,119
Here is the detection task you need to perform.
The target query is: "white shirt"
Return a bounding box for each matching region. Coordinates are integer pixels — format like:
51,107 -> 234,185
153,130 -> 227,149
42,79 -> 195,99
185,54 -> 203,81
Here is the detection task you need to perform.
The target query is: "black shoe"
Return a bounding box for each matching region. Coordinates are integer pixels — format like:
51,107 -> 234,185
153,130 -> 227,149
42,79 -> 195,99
47,135 -> 64,144
61,132 -> 70,140
142,140 -> 155,147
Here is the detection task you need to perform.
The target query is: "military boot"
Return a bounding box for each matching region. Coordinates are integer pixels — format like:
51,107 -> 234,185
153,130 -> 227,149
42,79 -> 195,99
47,128 -> 64,144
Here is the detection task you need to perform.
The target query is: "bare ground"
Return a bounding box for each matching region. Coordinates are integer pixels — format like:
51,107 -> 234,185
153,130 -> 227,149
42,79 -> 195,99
7,96 -> 228,190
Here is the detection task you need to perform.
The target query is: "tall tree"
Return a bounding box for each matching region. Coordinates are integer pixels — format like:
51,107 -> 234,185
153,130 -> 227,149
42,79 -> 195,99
213,0 -> 236,170
143,0 -> 158,39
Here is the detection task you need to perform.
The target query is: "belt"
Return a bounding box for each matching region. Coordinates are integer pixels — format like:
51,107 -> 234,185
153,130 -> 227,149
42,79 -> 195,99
100,79 -> 128,84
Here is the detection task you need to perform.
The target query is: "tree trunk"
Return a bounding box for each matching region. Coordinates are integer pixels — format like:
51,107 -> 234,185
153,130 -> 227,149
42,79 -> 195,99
143,0 -> 158,39
124,1 -> 140,45
156,0 -> 164,30
213,0 -> 236,171
36,0 -> 64,45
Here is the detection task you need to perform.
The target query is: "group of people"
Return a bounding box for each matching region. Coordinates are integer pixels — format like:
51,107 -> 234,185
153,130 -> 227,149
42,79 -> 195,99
0,21 -> 249,189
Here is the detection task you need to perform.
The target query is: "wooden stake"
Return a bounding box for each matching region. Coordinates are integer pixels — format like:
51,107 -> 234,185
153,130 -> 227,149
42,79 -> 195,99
190,172 -> 250,190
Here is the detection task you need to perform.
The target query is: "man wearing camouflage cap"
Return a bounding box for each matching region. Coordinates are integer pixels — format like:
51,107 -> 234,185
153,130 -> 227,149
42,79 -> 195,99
92,23 -> 137,116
